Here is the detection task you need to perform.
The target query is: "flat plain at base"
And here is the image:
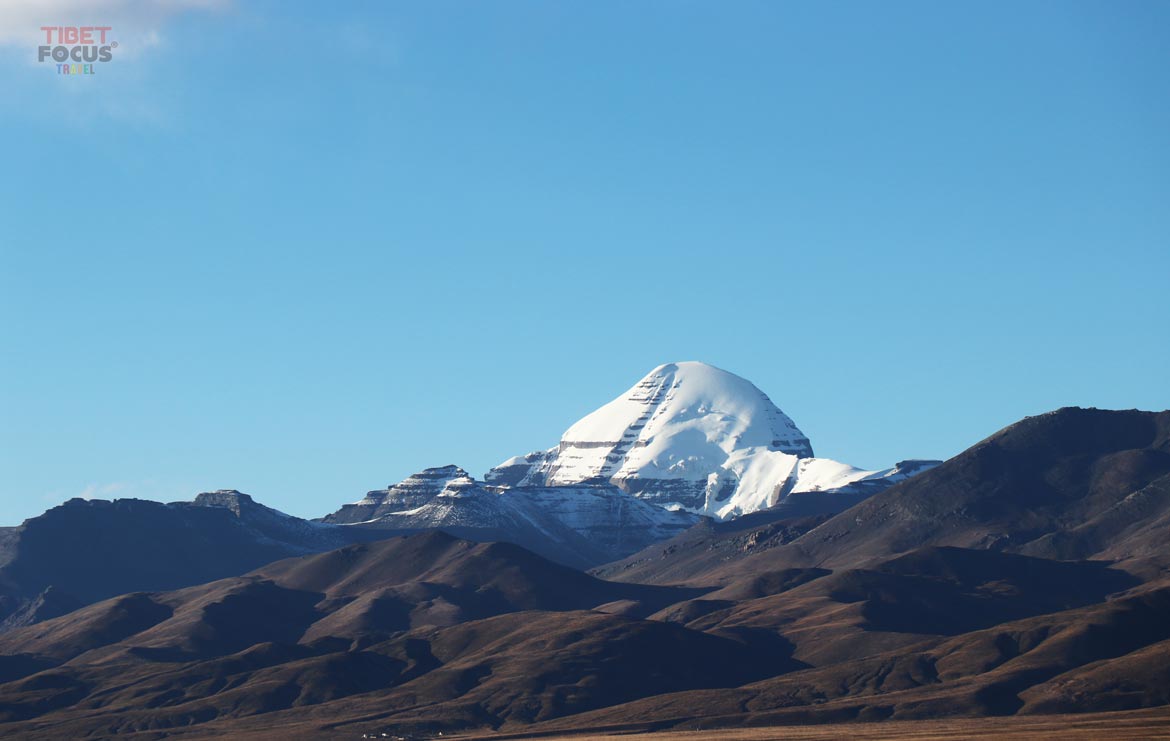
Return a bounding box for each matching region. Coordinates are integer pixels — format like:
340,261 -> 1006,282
449,707 -> 1170,741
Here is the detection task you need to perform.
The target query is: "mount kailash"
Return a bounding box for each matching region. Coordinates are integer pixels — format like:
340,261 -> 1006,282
322,361 -> 939,563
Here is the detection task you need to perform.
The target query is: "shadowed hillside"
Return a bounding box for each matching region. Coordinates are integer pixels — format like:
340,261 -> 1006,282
2,409 -> 1170,738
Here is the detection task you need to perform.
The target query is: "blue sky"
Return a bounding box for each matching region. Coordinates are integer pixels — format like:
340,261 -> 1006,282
1,1 -> 1167,524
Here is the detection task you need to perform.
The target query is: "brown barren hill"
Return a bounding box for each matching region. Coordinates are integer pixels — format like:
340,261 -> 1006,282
3,409 -> 1170,738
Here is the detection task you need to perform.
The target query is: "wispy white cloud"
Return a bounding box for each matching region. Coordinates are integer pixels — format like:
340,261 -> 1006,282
0,0 -> 231,53
0,0 -> 234,127
77,481 -> 129,500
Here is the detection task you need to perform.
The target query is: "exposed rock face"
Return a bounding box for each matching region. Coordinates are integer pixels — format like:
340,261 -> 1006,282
0,586 -> 83,632
487,362 -> 937,519
485,452 -> 555,488
321,465 -> 697,568
323,465 -> 477,524
499,485 -> 698,559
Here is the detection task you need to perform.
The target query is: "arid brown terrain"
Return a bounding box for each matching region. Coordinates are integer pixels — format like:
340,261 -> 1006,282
1,408 -> 1168,739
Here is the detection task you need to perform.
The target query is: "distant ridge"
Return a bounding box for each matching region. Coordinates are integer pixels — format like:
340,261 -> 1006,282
0,491 -> 380,630
599,407 -> 1170,585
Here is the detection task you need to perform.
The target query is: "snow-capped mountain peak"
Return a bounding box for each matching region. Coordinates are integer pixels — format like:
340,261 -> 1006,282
561,361 -> 813,465
487,361 -> 937,519
318,362 -> 937,564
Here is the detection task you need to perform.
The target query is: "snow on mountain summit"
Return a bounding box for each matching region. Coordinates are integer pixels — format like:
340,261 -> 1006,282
561,361 -> 813,463
314,362 -> 936,565
488,361 -> 936,519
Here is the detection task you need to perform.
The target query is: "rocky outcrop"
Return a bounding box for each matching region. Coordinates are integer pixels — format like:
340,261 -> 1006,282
320,466 -> 698,568
323,465 -> 477,524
